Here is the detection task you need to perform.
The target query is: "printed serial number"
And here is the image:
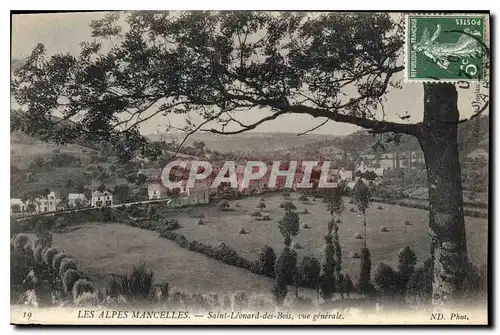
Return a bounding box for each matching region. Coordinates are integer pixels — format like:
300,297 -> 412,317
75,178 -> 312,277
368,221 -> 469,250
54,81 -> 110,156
456,18 -> 482,26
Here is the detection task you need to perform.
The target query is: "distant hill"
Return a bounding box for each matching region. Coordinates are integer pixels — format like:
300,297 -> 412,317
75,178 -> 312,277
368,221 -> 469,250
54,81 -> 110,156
10,131 -> 98,169
146,132 -> 341,154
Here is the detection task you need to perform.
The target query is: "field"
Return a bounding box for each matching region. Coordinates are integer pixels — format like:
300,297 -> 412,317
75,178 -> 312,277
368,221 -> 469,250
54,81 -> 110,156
52,223 -> 278,295
50,192 -> 487,296
164,192 -> 488,282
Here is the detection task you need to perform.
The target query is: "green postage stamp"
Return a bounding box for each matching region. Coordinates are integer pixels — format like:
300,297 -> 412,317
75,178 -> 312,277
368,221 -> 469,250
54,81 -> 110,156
406,14 -> 488,81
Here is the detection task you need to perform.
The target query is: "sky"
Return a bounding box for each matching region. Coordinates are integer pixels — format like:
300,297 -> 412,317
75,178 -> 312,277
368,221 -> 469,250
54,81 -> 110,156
11,11 -> 488,136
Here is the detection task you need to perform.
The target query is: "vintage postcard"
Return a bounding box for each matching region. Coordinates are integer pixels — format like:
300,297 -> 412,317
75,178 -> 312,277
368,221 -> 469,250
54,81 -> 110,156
10,11 -> 490,325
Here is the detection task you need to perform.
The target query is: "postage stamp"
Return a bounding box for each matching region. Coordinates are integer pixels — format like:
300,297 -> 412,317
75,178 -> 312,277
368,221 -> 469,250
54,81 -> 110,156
406,14 -> 488,82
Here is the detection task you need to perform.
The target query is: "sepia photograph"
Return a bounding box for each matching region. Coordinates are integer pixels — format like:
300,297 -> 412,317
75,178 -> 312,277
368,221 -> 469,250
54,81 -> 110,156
9,10 -> 490,325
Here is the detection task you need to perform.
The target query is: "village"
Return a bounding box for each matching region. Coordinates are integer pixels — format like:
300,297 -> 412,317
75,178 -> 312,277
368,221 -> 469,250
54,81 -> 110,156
10,150 -> 419,217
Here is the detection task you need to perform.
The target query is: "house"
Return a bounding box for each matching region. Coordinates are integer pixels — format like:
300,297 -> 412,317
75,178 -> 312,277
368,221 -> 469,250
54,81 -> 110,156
68,193 -> 89,208
34,191 -> 61,213
56,198 -> 69,211
91,190 -> 113,208
10,198 -> 26,214
186,182 -> 210,204
148,183 -> 168,200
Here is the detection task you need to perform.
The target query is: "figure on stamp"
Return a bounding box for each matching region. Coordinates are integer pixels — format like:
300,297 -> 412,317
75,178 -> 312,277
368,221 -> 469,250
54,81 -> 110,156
413,24 -> 483,69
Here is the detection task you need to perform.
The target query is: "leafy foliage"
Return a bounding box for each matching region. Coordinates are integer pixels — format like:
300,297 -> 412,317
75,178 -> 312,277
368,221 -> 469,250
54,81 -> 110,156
257,245 -> 276,278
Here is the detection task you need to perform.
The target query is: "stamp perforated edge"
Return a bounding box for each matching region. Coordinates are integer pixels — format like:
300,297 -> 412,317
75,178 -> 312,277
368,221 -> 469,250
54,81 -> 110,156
403,12 -> 490,84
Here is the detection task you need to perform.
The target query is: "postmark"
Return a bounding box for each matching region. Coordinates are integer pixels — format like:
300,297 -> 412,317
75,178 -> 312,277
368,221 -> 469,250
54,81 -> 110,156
406,14 -> 488,82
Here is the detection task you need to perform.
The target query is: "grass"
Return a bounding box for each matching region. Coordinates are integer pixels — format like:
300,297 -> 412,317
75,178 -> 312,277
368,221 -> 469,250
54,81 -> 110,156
51,223 -> 277,296
162,192 -> 487,283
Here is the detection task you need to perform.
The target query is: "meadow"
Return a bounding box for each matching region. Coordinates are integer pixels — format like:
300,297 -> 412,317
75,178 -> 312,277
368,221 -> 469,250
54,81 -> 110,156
166,192 -> 488,282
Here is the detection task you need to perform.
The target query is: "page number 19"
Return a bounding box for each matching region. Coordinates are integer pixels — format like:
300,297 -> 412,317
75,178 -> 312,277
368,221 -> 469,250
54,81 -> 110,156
23,312 -> 32,320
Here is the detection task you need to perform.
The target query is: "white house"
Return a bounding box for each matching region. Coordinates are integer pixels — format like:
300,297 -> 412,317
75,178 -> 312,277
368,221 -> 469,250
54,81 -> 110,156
338,168 -> 353,181
91,190 -> 113,208
10,198 -> 26,214
148,183 -> 168,200
68,193 -> 89,208
35,191 -> 60,213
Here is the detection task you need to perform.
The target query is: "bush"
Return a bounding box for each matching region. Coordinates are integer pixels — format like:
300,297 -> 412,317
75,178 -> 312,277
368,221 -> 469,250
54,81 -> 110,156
298,194 -> 309,202
299,256 -> 320,289
257,246 -> 276,278
196,218 -> 204,225
62,269 -> 81,294
349,207 -> 356,212
33,245 -> 44,263
281,201 -> 297,211
54,217 -> 68,231
402,219 -> 412,225
175,234 -> 189,248
354,233 -> 363,239
302,223 -> 310,229
72,279 -> 97,301
374,262 -> 398,295
261,215 -> 271,221
157,218 -> 180,232
350,251 -> 360,259
379,226 -> 389,232
13,234 -> 30,252
52,252 -> 68,271
219,201 -> 230,211
74,292 -> 100,307
251,211 -> 262,217
43,248 -> 59,267
238,227 -> 247,234
301,208 -> 309,214
293,242 -> 303,250
335,218 -> 341,224
377,204 -> 384,210
59,258 -> 77,278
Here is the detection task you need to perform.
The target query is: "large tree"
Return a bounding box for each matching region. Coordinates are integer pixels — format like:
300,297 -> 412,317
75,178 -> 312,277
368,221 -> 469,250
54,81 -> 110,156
11,11 -> 488,305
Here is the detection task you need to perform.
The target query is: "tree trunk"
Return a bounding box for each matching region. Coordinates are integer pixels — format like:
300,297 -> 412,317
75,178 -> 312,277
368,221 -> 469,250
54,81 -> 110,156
418,83 -> 468,306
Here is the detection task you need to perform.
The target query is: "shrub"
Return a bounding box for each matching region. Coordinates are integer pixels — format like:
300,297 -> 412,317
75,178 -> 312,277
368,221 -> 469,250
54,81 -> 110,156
23,243 -> 34,257
257,202 -> 266,210
196,218 -> 204,225
298,194 -> 309,202
54,217 -> 68,231
299,256 -> 320,289
235,202 -> 241,207
52,252 -> 68,272
397,246 -> 417,294
74,292 -> 100,307
62,269 -> 81,294
219,201 -> 230,211
238,227 -> 247,234
406,258 -> 432,304
379,226 -> 389,232
357,247 -> 374,295
281,201 -> 297,211
278,211 -> 300,238
302,223 -> 310,229
257,246 -> 276,278
350,251 -> 360,259
33,245 -> 44,263
354,233 -> 363,239
335,218 -> 341,224
43,248 -> 59,267
293,243 -> 303,250
13,234 -> 30,252
301,208 -> 309,214
402,219 -> 412,225
349,207 -> 356,212
72,279 -> 97,301
175,234 -> 189,248
377,204 -> 384,210
59,258 -> 77,278
157,218 -> 180,232
251,211 -> 262,217
233,291 -> 249,310
261,215 -> 271,221
374,262 -> 398,295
